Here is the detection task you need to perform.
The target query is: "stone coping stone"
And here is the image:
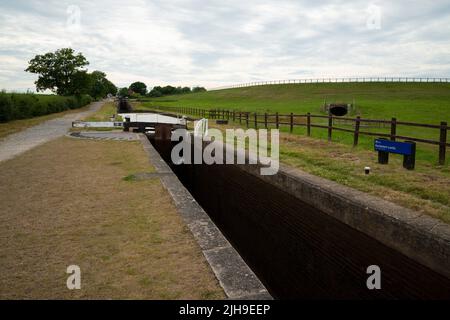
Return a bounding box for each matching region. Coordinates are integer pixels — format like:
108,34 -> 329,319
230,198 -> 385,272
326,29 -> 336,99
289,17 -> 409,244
238,162 -> 450,280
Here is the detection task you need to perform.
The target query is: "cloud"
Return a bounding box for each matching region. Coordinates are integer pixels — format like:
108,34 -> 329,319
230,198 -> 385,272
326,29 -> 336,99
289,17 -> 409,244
0,0 -> 450,91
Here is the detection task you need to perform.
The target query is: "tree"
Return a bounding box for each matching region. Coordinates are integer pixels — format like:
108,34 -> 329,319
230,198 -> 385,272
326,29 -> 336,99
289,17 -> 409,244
104,79 -> 118,96
25,48 -> 89,96
192,86 -> 207,93
67,70 -> 91,95
181,87 -> 191,94
118,87 -> 129,97
148,86 -> 163,97
160,85 -> 176,95
87,71 -> 117,99
129,82 -> 147,96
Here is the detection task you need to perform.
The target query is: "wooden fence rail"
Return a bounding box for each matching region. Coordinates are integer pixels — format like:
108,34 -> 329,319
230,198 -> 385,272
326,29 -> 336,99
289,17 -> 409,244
149,106 -> 449,165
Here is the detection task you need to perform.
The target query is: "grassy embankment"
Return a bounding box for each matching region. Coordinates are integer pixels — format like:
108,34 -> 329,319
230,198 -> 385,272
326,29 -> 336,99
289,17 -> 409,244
140,83 -> 450,164
0,136 -> 224,299
138,83 -> 450,222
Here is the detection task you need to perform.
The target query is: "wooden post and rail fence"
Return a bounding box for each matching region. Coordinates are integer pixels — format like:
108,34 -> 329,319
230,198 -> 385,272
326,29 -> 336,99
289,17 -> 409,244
148,105 -> 449,165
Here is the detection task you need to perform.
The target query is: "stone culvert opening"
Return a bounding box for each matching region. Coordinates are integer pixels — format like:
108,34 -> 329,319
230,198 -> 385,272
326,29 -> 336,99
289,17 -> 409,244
328,103 -> 349,116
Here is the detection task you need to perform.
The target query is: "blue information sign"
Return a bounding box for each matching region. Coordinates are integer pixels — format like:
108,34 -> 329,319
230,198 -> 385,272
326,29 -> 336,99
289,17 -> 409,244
374,139 -> 414,155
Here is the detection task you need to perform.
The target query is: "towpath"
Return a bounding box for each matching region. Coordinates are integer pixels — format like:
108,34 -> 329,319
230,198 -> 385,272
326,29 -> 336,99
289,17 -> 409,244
0,100 -> 106,162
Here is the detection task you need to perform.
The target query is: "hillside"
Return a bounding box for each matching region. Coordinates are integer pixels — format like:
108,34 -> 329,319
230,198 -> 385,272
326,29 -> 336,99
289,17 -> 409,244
142,82 -> 450,124
140,83 -> 450,165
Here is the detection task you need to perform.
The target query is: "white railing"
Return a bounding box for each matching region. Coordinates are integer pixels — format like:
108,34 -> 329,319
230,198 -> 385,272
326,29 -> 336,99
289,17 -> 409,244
194,118 -> 208,137
209,77 -> 450,91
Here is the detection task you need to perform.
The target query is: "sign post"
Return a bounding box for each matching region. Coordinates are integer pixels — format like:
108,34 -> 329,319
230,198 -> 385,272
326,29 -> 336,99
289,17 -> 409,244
374,139 -> 416,170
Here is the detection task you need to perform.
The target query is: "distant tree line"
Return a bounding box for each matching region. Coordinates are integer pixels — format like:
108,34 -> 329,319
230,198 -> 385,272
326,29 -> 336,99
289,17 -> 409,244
118,81 -> 207,98
148,85 -> 206,97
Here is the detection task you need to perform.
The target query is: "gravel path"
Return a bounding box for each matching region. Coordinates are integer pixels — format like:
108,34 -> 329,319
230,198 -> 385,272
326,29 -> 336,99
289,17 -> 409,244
0,100 -> 106,162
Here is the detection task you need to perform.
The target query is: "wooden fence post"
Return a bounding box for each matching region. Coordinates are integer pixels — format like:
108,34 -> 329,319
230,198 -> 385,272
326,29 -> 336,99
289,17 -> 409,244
353,116 -> 361,146
254,112 -> 258,129
439,121 -> 447,165
390,117 -> 397,141
264,113 -> 268,128
246,112 -> 249,128
328,115 -> 332,141
290,112 -> 294,133
233,110 -> 235,122
276,112 -> 279,129
307,113 -> 311,136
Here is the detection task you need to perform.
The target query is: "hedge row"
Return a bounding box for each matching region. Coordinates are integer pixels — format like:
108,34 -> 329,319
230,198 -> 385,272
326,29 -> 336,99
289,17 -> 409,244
0,92 -> 93,122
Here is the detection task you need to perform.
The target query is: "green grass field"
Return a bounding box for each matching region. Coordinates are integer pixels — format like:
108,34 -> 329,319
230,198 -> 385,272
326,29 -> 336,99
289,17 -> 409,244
140,83 -> 450,165
141,83 -> 450,122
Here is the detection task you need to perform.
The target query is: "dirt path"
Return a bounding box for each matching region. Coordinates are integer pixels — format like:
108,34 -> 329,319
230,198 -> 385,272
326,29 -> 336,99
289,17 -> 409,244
0,100 -> 106,162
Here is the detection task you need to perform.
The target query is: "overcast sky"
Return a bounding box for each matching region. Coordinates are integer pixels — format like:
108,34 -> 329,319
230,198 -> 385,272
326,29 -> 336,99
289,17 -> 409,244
1,0 -> 450,91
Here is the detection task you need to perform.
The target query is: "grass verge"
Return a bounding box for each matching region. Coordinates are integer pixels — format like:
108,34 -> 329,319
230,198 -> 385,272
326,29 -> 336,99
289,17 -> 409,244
0,137 -> 224,299
83,101 -> 118,122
